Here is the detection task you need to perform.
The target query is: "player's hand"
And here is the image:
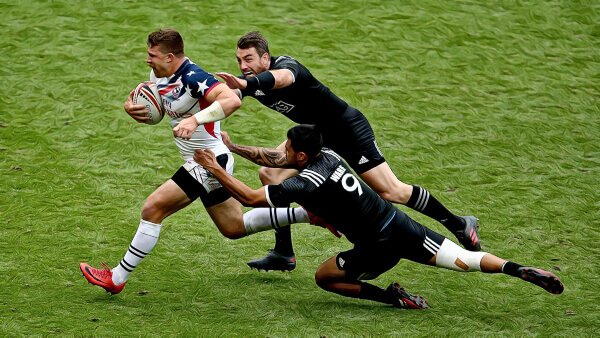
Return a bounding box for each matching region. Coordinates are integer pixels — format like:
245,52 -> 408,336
194,149 -> 218,170
173,116 -> 199,139
124,91 -> 150,123
216,72 -> 247,90
220,131 -> 234,149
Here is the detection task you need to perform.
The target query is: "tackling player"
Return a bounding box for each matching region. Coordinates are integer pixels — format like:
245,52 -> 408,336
216,31 -> 480,271
79,29 -> 318,295
194,125 -> 564,309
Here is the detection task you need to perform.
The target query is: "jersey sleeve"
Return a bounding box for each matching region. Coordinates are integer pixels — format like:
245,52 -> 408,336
265,175 -> 312,207
185,69 -> 220,100
272,56 -> 304,82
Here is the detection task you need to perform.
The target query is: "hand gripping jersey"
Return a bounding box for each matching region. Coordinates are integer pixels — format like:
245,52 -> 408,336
265,149 -> 396,244
151,58 -> 229,161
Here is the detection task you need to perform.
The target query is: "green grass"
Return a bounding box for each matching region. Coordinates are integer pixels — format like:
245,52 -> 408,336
1,0 -> 599,336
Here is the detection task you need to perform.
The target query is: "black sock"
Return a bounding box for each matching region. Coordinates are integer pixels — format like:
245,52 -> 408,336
406,185 -> 464,232
273,226 -> 294,257
501,261 -> 523,277
358,282 -> 391,304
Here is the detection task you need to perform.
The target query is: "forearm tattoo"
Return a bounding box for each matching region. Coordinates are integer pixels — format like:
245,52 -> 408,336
230,144 -> 288,168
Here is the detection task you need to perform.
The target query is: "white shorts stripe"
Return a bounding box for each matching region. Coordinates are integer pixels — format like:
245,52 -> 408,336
423,236 -> 441,255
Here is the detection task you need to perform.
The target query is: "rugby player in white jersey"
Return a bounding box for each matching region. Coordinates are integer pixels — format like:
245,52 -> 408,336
80,29 -> 315,295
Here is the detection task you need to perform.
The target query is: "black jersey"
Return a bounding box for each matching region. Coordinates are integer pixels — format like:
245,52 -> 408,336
266,149 -> 396,244
240,56 -> 351,126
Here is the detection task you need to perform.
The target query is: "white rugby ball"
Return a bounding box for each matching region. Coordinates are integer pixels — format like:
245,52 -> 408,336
132,81 -> 164,125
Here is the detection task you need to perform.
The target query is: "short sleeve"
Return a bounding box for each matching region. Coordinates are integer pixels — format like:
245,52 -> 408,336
186,70 -> 220,100
265,175 -> 310,207
273,56 -> 303,81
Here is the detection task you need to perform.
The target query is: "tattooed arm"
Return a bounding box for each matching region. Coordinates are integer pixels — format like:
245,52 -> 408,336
220,131 -> 289,168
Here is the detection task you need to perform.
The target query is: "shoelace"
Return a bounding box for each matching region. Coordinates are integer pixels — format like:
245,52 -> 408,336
92,262 -> 113,279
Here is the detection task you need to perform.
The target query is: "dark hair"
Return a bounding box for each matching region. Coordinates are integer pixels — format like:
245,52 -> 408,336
147,29 -> 184,56
237,31 -> 270,56
287,125 -> 323,160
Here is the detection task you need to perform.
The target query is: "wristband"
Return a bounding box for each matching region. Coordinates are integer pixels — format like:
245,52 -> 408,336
194,101 -> 226,124
245,71 -> 276,91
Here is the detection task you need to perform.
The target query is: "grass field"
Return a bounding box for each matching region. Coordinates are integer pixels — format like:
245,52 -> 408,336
1,0 -> 599,336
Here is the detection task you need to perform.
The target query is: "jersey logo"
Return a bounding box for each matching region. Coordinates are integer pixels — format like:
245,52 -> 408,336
358,156 -> 369,165
254,90 -> 266,96
270,100 -> 295,114
337,256 -> 346,268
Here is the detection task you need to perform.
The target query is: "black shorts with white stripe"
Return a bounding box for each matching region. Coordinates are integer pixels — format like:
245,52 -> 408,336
336,209 -> 446,280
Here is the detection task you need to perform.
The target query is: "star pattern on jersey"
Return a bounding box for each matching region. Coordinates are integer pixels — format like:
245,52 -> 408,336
197,79 -> 210,96
187,71 -> 196,77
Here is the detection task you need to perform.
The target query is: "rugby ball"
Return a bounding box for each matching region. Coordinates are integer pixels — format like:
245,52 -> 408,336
132,81 -> 164,125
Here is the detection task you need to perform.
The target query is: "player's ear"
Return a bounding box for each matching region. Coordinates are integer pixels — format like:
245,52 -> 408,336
260,52 -> 270,66
296,152 -> 308,166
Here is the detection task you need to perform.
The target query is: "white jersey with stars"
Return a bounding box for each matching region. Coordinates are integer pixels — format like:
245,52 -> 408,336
150,58 -> 229,161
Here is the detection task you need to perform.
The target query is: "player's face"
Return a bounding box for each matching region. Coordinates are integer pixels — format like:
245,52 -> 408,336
147,45 -> 172,78
236,47 -> 269,78
284,140 -> 298,167
284,140 -> 308,168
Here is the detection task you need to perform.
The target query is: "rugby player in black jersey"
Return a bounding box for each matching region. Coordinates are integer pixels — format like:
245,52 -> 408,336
215,31 -> 480,271
193,125 -> 563,309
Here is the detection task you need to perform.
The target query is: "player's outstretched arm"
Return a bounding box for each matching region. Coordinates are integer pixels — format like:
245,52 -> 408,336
194,149 -> 269,207
217,69 -> 294,90
221,131 -> 288,168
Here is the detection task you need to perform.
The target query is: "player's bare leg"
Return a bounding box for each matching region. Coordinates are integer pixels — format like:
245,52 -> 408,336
314,257 -> 429,309
206,197 -> 247,239
81,179 -> 191,294
81,179 -> 312,293
207,197 -> 310,239
427,239 -> 564,294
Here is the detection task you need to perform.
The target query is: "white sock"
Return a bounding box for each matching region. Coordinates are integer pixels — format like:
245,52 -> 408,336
112,219 -> 162,285
243,207 -> 309,235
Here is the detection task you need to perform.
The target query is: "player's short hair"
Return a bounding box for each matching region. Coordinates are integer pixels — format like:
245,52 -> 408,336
287,125 -> 322,160
148,28 -> 184,57
237,31 -> 270,56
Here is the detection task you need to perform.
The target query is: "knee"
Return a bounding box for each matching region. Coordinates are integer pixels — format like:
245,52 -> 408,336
258,167 -> 277,185
314,270 -> 328,290
141,197 -> 163,222
219,227 -> 246,240
314,267 -> 335,291
379,181 -> 413,204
